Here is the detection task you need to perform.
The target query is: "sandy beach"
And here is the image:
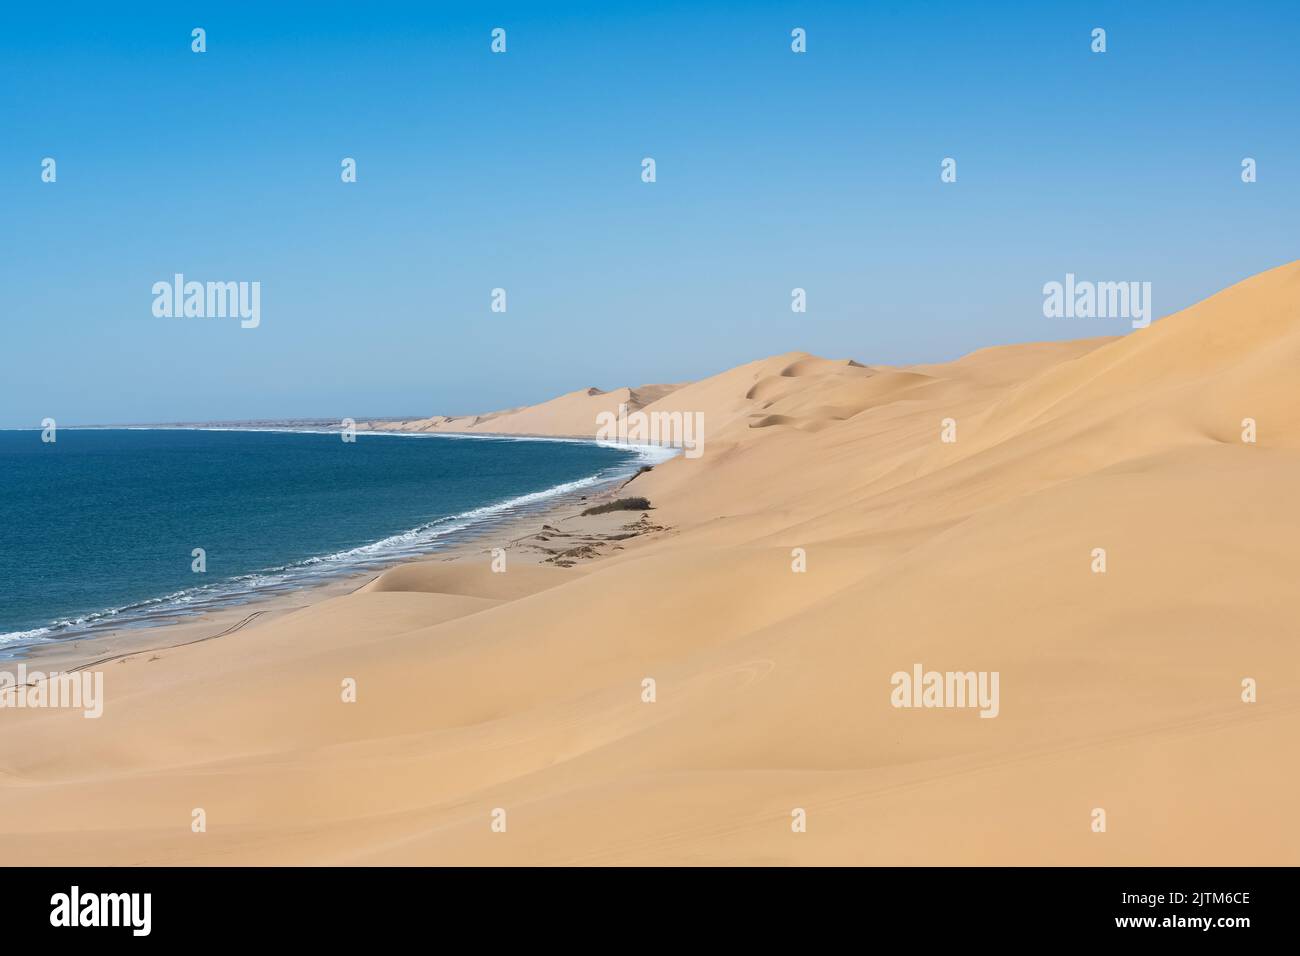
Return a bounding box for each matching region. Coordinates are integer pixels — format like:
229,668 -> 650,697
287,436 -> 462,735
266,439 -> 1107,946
3,261 -> 1299,865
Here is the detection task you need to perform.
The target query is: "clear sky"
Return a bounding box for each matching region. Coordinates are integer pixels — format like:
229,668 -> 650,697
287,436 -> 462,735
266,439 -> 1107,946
1,0 -> 1297,426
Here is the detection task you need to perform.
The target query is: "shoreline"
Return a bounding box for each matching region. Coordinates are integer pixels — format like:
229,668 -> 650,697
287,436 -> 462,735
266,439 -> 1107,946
12,464 -> 670,676
6,429 -> 678,669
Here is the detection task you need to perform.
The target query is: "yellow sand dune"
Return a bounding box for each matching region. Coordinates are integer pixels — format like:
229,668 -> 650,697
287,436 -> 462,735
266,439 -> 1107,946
2,261 -> 1298,865
361,383 -> 684,438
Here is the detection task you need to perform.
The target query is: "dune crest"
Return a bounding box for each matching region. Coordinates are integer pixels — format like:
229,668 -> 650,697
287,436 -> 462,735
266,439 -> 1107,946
359,382 -> 687,438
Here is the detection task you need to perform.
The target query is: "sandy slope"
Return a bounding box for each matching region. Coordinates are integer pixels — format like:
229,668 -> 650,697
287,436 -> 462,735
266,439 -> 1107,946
3,261 -> 1299,865
358,383 -> 684,437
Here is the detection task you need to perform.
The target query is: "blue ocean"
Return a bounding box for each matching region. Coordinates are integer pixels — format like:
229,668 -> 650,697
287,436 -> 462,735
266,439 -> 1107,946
0,428 -> 656,652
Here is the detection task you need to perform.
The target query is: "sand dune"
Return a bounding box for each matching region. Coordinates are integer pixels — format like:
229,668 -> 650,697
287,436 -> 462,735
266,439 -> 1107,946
3,261 -> 1299,865
359,383 -> 684,438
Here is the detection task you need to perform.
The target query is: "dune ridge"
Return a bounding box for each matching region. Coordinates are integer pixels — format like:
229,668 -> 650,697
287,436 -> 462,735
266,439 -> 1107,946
358,382 -> 685,438
2,261 -> 1299,865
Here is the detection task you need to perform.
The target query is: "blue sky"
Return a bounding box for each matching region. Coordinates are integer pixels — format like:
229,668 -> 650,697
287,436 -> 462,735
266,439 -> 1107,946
1,0 -> 1297,426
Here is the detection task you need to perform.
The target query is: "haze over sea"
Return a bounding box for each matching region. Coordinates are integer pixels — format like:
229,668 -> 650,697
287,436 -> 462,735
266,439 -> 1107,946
0,428 -> 654,650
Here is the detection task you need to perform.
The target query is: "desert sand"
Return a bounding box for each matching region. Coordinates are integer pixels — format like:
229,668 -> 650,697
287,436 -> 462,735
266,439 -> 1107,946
3,261 -> 1299,865
357,382 -> 685,437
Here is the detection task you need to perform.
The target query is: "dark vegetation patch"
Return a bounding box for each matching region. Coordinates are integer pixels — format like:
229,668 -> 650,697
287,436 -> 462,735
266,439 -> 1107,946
581,497 -> 651,516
